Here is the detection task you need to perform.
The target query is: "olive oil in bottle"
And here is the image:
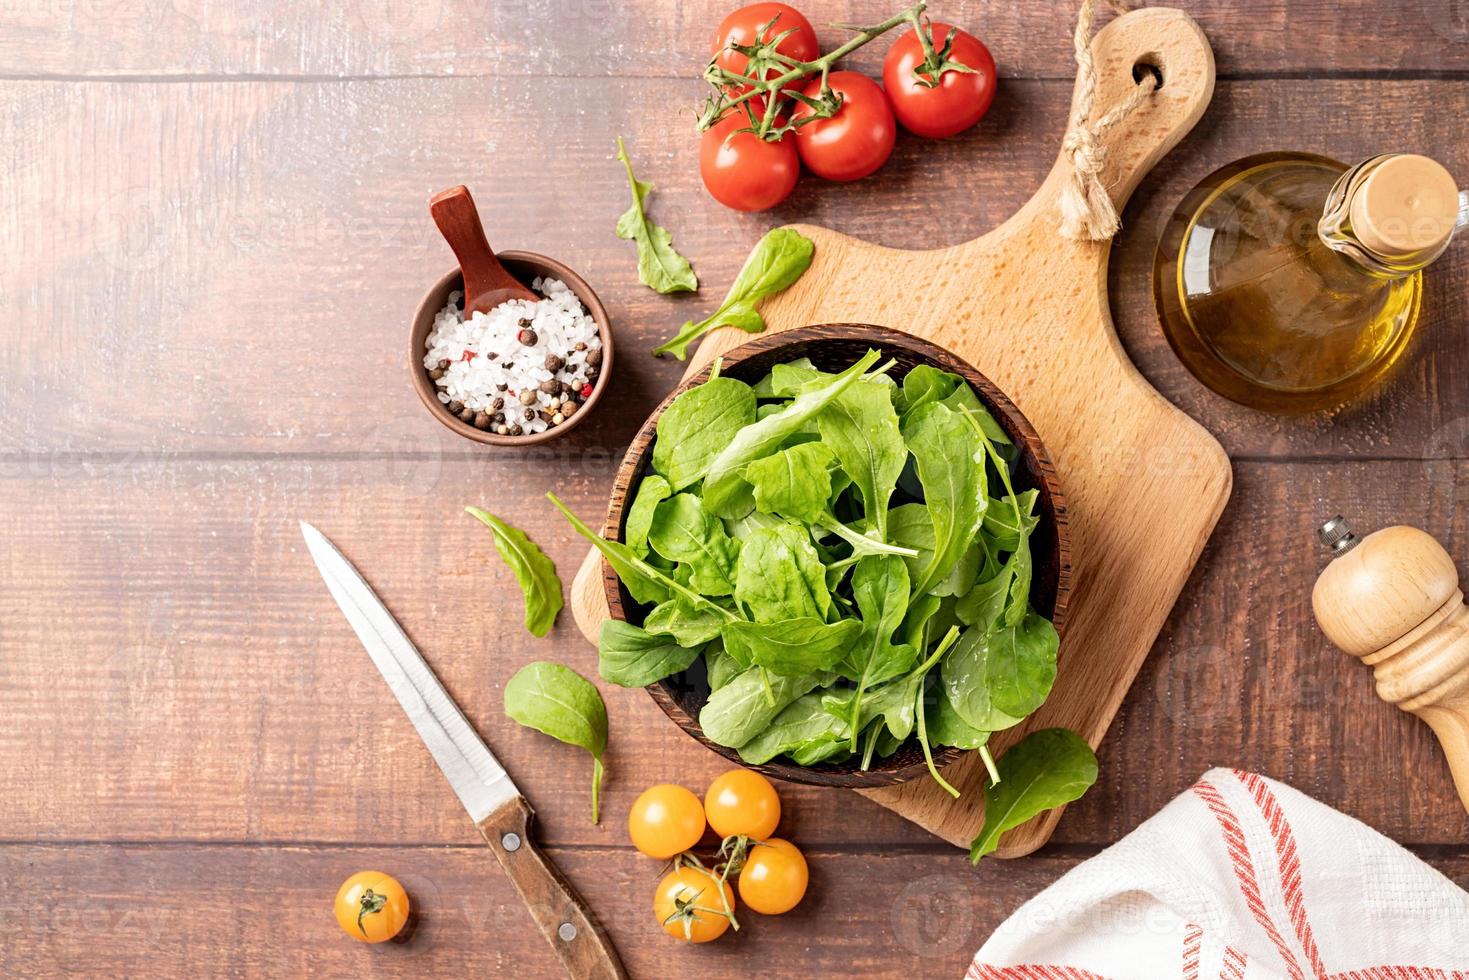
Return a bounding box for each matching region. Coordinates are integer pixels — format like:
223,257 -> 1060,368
1153,153 -> 1467,413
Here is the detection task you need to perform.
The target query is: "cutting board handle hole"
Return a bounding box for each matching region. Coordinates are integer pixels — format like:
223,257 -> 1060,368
1132,56 -> 1165,90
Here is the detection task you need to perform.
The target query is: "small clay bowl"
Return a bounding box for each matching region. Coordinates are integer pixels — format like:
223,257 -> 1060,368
602,324 -> 1071,789
410,252 -> 612,446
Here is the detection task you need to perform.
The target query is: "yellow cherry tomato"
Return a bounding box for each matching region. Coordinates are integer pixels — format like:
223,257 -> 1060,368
704,768 -> 781,841
738,838 -> 808,915
653,866 -> 736,943
334,871 -> 409,943
628,784 -> 706,859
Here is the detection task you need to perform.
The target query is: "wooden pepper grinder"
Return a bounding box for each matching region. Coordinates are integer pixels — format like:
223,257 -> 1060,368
1312,517 -> 1469,812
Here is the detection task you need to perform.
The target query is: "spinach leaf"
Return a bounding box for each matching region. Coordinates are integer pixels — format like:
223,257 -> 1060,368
548,493 -> 738,620
954,558 -> 1016,632
644,595 -> 728,646
982,488 -> 1039,552
898,364 -> 961,422
746,443 -> 917,560
598,620 -> 700,687
624,474 -> 671,556
704,348 -> 882,518
721,617 -> 861,675
503,661 -> 608,823
652,228 -> 814,359
704,638 -> 741,692
839,555 -> 918,749
465,507 -> 562,637
738,693 -> 849,765
927,684 -> 991,749
648,493 -> 740,595
733,523 -> 831,623
614,136 -> 697,294
902,402 -> 987,597
940,616 -> 1058,733
970,728 -> 1097,862
653,377 -> 757,491
814,375 -> 907,540
942,384 -> 1012,446
700,667 -> 824,749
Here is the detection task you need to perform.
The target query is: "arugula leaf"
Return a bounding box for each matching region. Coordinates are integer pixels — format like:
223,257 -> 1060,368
614,136 -> 697,294
840,555 -> 918,749
704,348 -> 882,518
644,595 -> 728,646
738,693 -> 849,765
504,661 -> 608,823
898,364 -> 961,422
954,556 -> 1017,632
598,620 -> 700,687
699,667 -> 825,749
624,474 -> 671,556
648,493 -> 740,595
814,375 -> 907,541
902,402 -> 987,597
465,507 -> 562,637
970,728 -> 1097,862
652,228 -> 814,360
982,488 -> 1039,551
721,617 -> 861,675
926,684 -> 991,749
653,376 -> 757,491
704,639 -> 742,692
733,523 -> 831,623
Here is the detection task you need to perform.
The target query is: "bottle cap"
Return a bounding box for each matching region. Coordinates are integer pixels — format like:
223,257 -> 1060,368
1348,154 -> 1460,259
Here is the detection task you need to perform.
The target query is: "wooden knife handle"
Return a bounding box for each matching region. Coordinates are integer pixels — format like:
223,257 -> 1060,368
477,797 -> 628,980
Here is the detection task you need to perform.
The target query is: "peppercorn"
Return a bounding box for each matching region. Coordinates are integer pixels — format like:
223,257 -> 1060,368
539,379 -> 558,394
523,407 -> 535,421
473,412 -> 492,430
552,412 -> 565,425
497,383 -> 508,392
585,348 -> 602,368
486,351 -> 498,361
586,365 -> 600,381
438,358 -> 451,370
574,342 -> 587,352
563,401 -> 578,416
509,424 -> 523,436
544,353 -> 565,372
496,424 -> 509,436
517,328 -> 538,346
457,407 -> 475,423
490,396 -> 504,412
446,399 -> 463,415
429,367 -> 445,381
580,383 -> 594,399
518,389 -> 537,407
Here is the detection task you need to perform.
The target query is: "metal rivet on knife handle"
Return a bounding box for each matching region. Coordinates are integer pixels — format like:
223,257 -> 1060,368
501,832 -> 522,852
558,922 -> 578,942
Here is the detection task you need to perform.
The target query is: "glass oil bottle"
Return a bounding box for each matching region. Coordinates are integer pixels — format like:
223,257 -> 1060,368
1153,153 -> 1467,412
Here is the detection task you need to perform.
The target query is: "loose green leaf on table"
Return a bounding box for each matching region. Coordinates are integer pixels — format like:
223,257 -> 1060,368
503,661 -> 609,823
614,136 -> 697,294
465,507 -> 562,637
598,620 -> 701,688
970,728 -> 1098,862
652,227 -> 814,359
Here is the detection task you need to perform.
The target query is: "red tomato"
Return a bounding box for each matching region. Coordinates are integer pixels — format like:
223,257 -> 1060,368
791,71 -> 896,182
700,111 -> 800,212
711,3 -> 820,87
882,24 -> 997,139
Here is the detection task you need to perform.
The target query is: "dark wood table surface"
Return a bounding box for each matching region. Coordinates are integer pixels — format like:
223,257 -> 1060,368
5,2 -> 1469,976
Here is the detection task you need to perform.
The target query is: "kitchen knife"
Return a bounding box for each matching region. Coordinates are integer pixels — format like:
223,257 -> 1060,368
300,521 -> 626,980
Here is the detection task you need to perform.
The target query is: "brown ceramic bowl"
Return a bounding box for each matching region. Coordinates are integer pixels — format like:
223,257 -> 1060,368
410,253 -> 612,446
602,324 -> 1071,788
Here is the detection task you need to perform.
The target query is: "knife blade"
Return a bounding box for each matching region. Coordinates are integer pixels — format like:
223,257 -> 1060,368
300,521 -> 626,980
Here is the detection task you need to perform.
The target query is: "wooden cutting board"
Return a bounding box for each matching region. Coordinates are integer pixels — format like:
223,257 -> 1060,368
571,7 -> 1230,856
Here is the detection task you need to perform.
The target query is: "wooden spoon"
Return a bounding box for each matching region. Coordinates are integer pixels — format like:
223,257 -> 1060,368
429,185 -> 539,316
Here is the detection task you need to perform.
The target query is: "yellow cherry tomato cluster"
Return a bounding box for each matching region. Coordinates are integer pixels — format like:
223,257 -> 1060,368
629,769 -> 810,943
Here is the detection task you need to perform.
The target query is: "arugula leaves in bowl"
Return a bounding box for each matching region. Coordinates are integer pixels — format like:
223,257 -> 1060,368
554,326 -> 1088,819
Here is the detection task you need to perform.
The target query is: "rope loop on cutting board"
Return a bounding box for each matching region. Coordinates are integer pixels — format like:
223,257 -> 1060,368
1059,0 -> 1158,241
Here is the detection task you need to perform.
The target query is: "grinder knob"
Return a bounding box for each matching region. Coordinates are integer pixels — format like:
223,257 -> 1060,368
1312,518 -> 1469,813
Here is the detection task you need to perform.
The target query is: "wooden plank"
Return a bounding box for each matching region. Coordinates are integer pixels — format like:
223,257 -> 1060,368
2,841 -> 1466,977
0,842 -> 1084,978
4,456 -> 1469,849
3,1 -> 1466,78
5,76 -> 1468,460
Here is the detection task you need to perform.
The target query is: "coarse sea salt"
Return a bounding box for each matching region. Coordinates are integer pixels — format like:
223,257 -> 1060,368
423,277 -> 602,436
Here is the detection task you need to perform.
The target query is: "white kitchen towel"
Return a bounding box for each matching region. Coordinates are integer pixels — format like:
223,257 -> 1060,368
970,768 -> 1469,980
